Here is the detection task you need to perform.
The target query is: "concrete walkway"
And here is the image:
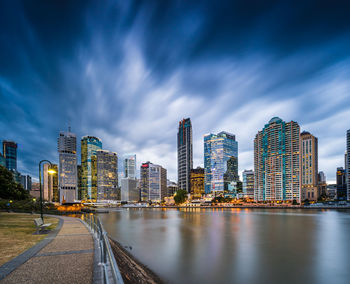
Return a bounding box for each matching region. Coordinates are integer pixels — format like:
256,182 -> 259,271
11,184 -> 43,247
1,216 -> 94,284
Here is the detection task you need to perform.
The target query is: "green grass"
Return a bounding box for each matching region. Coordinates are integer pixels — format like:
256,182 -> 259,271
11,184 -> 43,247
0,212 -> 59,266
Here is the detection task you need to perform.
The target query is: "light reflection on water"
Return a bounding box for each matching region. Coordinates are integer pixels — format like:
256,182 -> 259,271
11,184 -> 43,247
98,208 -> 350,284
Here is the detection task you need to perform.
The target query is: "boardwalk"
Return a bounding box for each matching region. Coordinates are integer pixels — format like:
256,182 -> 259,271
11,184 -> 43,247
1,216 -> 93,284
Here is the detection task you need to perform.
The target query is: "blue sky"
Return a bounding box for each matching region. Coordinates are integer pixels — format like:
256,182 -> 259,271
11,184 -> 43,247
1,0 -> 350,182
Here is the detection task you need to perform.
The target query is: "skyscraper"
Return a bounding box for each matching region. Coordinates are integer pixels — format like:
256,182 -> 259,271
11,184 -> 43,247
242,170 -> 254,199
190,167 -> 205,199
347,130 -> 350,201
204,132 -> 238,194
0,152 -> 5,167
300,131 -> 318,201
336,167 -> 346,200
2,140 -> 17,171
121,178 -> 139,202
123,154 -> 136,179
177,118 -> 193,193
58,130 -> 77,203
140,162 -> 167,202
20,175 -> 32,191
43,163 -> 58,202
254,117 -> 301,202
81,136 -> 102,200
96,150 -> 118,201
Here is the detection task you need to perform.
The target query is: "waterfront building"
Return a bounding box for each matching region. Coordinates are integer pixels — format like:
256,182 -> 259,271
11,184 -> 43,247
0,152 -> 5,167
77,165 -> 82,200
123,154 -> 136,179
204,131 -> 238,194
121,178 -> 139,202
43,164 -> 58,202
20,175 -> 32,191
140,162 -> 167,202
327,184 -> 337,200
58,130 -> 78,203
167,180 -> 178,196
300,131 -> 319,201
347,130 -> 350,201
254,117 -> 301,202
336,167 -> 346,200
190,167 -> 205,199
318,171 -> 327,197
2,140 -> 17,171
96,150 -> 118,201
81,136 -> 102,200
242,170 -> 254,199
177,118 -> 193,193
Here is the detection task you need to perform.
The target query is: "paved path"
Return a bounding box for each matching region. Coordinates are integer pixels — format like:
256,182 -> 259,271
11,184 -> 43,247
1,216 -> 94,284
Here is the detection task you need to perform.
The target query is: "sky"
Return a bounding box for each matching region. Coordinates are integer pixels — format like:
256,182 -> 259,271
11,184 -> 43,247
1,0 -> 350,183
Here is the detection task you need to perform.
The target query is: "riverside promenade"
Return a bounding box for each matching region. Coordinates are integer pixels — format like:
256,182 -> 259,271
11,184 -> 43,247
0,216 -> 94,284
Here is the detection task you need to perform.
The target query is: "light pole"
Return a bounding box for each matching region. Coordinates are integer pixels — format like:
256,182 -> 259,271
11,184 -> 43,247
39,160 -> 56,222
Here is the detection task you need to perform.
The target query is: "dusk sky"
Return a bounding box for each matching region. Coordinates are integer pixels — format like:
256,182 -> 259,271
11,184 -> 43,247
1,0 -> 350,182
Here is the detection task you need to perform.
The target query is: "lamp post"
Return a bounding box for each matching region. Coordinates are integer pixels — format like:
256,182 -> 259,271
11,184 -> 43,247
39,160 -> 56,222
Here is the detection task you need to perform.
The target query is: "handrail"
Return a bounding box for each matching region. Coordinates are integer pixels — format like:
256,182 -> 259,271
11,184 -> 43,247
82,213 -> 124,284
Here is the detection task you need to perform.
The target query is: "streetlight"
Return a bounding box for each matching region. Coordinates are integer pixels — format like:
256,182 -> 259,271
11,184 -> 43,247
39,160 -> 56,222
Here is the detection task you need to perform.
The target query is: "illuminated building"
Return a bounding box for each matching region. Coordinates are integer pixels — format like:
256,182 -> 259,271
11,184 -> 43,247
2,140 -> 17,171
43,164 -> 58,202
190,167 -> 204,199
254,117 -> 301,202
140,162 -> 167,202
336,167 -> 346,200
81,136 -> 102,200
242,170 -> 254,199
318,171 -> 327,197
96,150 -> 118,201
177,118 -> 193,193
77,165 -> 82,200
121,178 -> 139,202
347,130 -> 350,201
123,154 -> 136,179
204,131 -> 238,194
58,130 -> 77,203
300,131 -> 318,201
167,181 -> 178,196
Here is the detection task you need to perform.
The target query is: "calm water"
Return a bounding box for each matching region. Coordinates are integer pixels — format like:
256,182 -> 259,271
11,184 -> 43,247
98,208 -> 350,284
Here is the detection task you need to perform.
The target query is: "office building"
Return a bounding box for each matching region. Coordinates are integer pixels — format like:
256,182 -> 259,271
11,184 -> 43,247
0,153 -> 5,167
77,165 -> 82,200
140,162 -> 167,202
204,131 -> 238,193
121,178 -> 139,202
254,117 -> 301,202
81,136 -> 102,200
96,150 -> 118,201
336,167 -> 346,200
300,131 -> 318,201
20,175 -> 32,191
318,171 -> 327,197
43,164 -> 58,202
167,181 -> 178,196
2,140 -> 17,171
347,130 -> 350,201
190,167 -> 205,199
123,154 -> 136,179
242,170 -> 254,199
177,118 -> 193,193
58,130 -> 77,203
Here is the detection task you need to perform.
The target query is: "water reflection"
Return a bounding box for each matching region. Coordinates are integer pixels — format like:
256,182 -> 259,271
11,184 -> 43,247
99,209 -> 350,284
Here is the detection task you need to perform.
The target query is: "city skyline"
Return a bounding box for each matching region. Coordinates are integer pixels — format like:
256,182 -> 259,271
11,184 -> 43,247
1,1 -> 350,182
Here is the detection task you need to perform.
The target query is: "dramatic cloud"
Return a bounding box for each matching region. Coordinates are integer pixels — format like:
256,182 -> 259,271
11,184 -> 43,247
1,0 -> 350,182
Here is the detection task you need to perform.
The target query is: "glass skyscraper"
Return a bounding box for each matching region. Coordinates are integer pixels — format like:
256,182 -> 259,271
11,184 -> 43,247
123,154 -> 136,179
177,118 -> 193,193
242,170 -> 254,199
96,150 -> 118,201
204,132 -> 238,194
81,136 -> 102,200
2,140 -> 17,171
140,162 -> 167,202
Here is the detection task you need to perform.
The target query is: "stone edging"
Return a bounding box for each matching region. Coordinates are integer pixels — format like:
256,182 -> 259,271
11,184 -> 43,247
0,215 -> 64,281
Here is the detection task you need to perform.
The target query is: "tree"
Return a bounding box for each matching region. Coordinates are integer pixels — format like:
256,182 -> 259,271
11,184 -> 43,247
0,166 -> 29,200
174,189 -> 188,205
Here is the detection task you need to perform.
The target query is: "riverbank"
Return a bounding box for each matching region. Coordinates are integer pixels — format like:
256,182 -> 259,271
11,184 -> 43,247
129,205 -> 350,210
109,238 -> 163,284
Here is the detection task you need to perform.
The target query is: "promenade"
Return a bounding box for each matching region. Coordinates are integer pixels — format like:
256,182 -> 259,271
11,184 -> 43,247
0,216 -> 93,284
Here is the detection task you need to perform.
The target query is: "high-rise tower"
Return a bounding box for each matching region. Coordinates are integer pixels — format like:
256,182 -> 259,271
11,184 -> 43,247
123,154 -> 136,179
96,150 -> 118,201
347,129 -> 350,201
141,162 -> 167,202
2,140 -> 17,171
177,118 -> 193,193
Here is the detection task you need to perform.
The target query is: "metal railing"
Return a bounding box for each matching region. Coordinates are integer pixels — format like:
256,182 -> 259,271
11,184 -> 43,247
82,213 -> 124,284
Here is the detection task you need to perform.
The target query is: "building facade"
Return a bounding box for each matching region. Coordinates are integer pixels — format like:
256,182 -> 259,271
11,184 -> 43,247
347,130 -> 350,201
254,117 -> 301,202
177,118 -> 193,193
81,136 -> 102,200
96,150 -> 118,201
20,175 -> 32,191
121,178 -> 139,202
336,167 -> 346,200
190,167 -> 205,199
123,154 -> 136,179
43,164 -> 58,202
204,132 -> 238,194
300,131 -> 318,201
2,140 -> 17,171
242,170 -> 254,199
167,181 -> 178,197
58,131 -> 77,203
0,153 -> 5,167
140,162 -> 167,202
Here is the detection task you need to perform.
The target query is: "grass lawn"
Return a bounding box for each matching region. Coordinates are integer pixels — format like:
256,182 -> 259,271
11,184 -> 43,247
0,212 -> 59,266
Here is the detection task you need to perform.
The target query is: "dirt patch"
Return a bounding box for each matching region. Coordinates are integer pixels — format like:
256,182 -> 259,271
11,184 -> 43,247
109,238 -> 164,284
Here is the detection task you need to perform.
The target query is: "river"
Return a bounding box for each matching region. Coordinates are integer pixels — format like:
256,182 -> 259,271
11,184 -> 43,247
98,208 -> 350,284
